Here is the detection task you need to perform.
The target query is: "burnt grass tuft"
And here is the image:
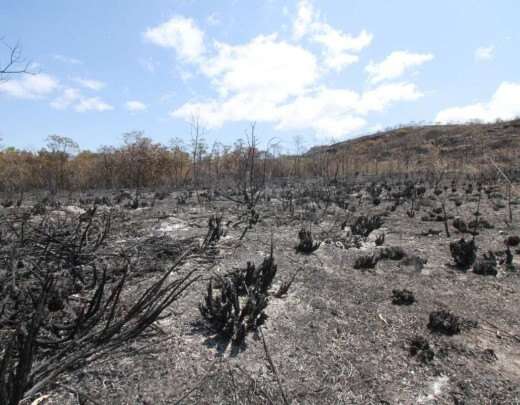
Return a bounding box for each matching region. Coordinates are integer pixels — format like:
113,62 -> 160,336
350,215 -> 384,237
408,336 -> 435,363
428,310 -> 461,335
450,238 -> 477,269
392,289 -> 415,305
295,228 -> 321,254
199,253 -> 278,350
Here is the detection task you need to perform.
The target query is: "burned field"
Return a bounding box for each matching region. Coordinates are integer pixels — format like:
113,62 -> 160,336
1,178 -> 520,404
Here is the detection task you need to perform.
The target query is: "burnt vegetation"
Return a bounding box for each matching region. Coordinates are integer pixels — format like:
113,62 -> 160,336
0,118 -> 519,403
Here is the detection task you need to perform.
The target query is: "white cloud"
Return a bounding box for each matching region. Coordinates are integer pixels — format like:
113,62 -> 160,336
0,74 -> 59,99
149,5 -> 424,140
75,97 -> 113,112
292,0 -> 315,40
201,34 -> 318,102
50,88 -> 82,109
73,77 -> 106,91
206,13 -> 221,26
475,45 -> 494,61
275,88 -> 366,137
436,82 -> 520,123
357,82 -> 423,114
50,88 -> 113,112
172,82 -> 423,139
366,51 -> 434,84
292,0 -> 373,71
144,16 -> 205,62
53,54 -> 82,65
125,100 -> 147,111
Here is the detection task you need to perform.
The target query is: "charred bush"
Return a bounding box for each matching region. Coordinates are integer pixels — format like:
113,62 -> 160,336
375,233 -> 385,246
0,209 -> 198,405
354,253 -> 379,269
274,270 -> 299,298
199,253 -> 277,349
468,218 -> 494,230
452,218 -> 468,233
154,190 -> 169,201
473,252 -> 497,276
379,246 -> 406,261
113,190 -> 132,204
408,336 -> 434,363
504,235 -> 520,247
176,192 -> 189,205
428,310 -> 460,335
295,228 -> 320,254
450,238 -> 477,269
201,215 -> 224,251
350,215 -> 383,237
392,289 -> 415,305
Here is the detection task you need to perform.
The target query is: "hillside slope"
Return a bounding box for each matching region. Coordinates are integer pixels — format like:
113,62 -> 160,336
306,119 -> 520,169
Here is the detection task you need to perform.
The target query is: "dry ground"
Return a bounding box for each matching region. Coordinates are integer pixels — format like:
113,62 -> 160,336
14,181 -> 520,405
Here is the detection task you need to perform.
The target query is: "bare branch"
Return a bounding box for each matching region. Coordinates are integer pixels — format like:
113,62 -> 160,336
0,38 -> 34,82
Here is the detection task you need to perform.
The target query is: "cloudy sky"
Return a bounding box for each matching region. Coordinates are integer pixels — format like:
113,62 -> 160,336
1,0 -> 519,151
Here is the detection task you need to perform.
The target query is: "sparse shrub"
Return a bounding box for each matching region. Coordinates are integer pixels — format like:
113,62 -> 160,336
274,269 -> 299,298
295,228 -> 320,254
401,255 -> 427,272
199,253 -> 277,349
350,215 -> 383,237
379,246 -> 406,261
94,196 -> 112,206
504,235 -> 520,247
409,336 -> 434,363
154,190 -> 169,201
468,218 -> 493,230
176,192 -> 188,205
473,252 -> 497,276
504,248 -> 516,272
354,253 -> 379,269
201,215 -> 224,251
392,289 -> 415,305
31,200 -> 47,216
428,310 -> 460,335
452,218 -> 468,233
450,238 -> 477,269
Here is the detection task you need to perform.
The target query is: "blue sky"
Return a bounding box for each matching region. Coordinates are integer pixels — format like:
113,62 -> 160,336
1,0 -> 519,152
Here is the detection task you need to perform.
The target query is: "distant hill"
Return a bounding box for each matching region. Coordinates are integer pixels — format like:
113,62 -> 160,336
306,119 -> 520,171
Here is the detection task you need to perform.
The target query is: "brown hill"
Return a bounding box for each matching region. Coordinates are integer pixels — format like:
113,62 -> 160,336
306,119 -> 520,173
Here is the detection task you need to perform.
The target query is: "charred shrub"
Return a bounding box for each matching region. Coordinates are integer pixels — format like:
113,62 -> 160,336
473,252 -> 497,276
154,190 -> 169,201
379,246 -> 406,261
468,218 -> 494,231
295,228 -> 320,254
452,218 -> 468,233
274,270 -> 299,298
450,238 -> 477,269
409,336 -> 434,363
199,253 -> 277,349
428,310 -> 460,335
375,233 -> 385,246
354,253 -> 379,269
504,235 -> 520,247
392,289 -> 415,305
350,215 -> 383,238
201,215 -> 224,252
176,192 -> 189,205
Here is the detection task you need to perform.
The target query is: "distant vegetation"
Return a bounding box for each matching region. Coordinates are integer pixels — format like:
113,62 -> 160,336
1,119 -> 520,196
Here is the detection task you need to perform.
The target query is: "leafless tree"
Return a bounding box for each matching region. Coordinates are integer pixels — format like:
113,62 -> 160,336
189,114 -> 206,187
0,38 -> 33,82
